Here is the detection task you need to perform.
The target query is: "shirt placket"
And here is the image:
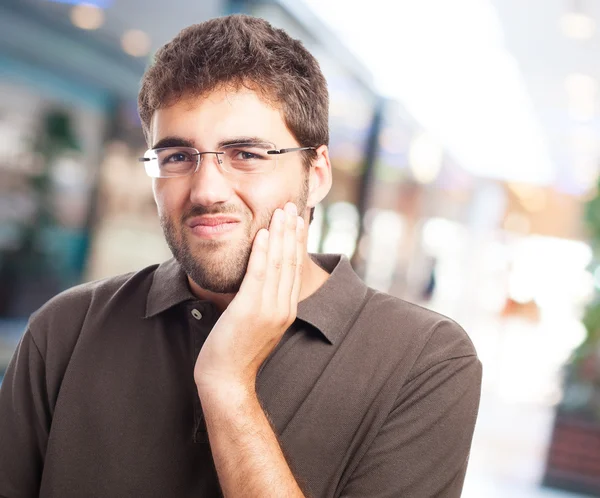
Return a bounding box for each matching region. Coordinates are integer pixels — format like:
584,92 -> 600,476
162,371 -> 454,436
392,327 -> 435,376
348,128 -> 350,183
186,302 -> 214,444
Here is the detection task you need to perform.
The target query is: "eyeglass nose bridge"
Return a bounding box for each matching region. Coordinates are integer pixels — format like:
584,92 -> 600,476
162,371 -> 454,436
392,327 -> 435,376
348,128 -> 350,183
193,151 -> 226,173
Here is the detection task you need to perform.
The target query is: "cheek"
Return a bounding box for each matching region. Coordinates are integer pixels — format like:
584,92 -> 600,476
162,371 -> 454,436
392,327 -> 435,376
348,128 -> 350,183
153,179 -> 188,216
242,178 -> 286,215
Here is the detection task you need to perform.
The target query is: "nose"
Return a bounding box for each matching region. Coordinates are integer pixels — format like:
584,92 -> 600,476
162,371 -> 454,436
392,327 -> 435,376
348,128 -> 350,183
188,153 -> 233,207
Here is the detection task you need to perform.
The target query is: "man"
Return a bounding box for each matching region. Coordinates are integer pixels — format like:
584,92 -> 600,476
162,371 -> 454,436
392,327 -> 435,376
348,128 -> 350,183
0,14 -> 481,498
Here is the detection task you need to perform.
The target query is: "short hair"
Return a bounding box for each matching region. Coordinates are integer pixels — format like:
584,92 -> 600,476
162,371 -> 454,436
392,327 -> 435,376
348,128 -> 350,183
138,14 -> 329,170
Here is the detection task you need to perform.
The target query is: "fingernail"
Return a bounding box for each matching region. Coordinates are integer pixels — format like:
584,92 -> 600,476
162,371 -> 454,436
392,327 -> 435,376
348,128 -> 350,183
297,216 -> 304,230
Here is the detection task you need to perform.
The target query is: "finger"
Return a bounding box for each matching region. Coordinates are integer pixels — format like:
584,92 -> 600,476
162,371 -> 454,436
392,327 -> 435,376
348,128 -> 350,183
237,228 -> 269,302
277,203 -> 298,311
290,215 -> 305,313
263,208 -> 285,305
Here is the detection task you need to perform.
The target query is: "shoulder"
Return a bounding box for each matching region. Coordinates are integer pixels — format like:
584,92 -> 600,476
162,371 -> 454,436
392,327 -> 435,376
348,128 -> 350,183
359,290 -> 478,373
28,264 -> 160,353
15,265 -> 163,413
30,264 -> 160,326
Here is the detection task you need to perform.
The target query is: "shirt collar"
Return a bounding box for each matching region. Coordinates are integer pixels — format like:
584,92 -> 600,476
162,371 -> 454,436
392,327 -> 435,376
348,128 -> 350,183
297,254 -> 369,345
145,258 -> 196,318
145,254 -> 370,345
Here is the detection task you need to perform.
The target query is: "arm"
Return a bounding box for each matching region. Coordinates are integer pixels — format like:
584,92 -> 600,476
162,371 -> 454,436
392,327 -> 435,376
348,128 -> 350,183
0,329 -> 49,497
194,202 -> 307,497
200,382 -> 305,497
340,353 -> 482,498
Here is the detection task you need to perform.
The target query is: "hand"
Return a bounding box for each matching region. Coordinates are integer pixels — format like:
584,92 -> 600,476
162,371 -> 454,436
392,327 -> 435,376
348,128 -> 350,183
194,202 -> 306,396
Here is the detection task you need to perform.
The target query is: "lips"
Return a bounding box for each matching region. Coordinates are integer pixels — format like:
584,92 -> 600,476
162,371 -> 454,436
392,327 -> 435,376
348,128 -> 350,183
186,216 -> 241,238
187,216 -> 241,228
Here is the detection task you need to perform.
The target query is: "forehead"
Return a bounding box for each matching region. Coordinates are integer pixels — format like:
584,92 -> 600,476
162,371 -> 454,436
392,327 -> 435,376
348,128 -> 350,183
150,88 -> 295,147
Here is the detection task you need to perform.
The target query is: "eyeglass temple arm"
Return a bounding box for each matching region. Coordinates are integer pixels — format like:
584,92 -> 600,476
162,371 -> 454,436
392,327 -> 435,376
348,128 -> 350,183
267,146 -> 316,155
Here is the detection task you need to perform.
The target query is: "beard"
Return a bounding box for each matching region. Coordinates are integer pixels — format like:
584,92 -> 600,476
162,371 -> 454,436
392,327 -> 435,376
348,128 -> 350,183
160,176 -> 309,294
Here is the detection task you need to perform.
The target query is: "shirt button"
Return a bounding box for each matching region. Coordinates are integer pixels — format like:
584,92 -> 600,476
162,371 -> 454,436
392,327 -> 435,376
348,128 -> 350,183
191,309 -> 203,320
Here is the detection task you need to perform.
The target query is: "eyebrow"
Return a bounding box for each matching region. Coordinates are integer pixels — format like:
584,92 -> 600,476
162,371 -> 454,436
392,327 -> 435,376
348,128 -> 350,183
151,136 -> 277,150
152,136 -> 195,149
217,137 -> 276,149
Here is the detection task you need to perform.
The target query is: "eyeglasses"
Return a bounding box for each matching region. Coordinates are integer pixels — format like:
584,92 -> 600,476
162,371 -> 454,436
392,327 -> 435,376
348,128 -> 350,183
139,142 -> 316,178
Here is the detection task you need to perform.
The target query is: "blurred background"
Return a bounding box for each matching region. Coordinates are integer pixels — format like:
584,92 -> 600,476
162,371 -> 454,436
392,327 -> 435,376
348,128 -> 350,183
1,0 -> 600,496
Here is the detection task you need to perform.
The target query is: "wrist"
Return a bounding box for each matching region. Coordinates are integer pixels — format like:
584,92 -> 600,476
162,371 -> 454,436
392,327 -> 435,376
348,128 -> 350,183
196,376 -> 257,406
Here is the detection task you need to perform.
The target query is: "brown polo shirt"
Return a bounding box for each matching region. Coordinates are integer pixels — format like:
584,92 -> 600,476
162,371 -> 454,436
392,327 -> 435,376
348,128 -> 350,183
0,254 -> 481,498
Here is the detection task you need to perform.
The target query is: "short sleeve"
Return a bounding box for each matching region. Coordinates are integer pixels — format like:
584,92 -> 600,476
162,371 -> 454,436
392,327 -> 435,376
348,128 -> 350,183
0,329 -> 50,497
340,353 -> 482,498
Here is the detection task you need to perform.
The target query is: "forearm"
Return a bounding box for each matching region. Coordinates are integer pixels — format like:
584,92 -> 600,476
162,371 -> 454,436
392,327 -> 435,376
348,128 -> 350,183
199,382 -> 305,498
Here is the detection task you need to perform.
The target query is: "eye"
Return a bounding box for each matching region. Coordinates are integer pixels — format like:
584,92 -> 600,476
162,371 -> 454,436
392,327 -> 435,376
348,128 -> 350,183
164,152 -> 191,163
236,150 -> 261,160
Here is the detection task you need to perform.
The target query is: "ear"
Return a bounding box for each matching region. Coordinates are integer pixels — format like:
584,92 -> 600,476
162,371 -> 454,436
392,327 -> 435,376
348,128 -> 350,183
307,145 -> 332,208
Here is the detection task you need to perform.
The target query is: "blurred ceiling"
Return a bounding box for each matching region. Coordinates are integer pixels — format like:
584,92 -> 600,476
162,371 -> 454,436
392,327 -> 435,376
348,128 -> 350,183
303,0 -> 600,194
491,0 -> 600,194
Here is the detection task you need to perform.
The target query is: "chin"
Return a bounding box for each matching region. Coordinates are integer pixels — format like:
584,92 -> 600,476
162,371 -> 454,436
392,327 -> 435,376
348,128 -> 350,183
182,245 -> 251,294
202,280 -> 242,295
187,263 -> 246,294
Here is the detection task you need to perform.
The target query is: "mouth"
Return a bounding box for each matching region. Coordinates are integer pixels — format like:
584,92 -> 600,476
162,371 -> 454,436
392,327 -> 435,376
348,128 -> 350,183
186,216 -> 242,239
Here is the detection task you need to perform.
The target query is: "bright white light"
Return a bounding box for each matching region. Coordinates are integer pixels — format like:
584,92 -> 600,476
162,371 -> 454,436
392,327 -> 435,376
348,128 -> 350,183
570,125 -> 599,189
363,209 -> 404,291
322,202 -> 359,257
70,3 -> 104,30
508,271 -> 534,304
421,217 -> 467,256
560,12 -> 596,40
508,235 -> 593,311
409,132 -> 443,184
121,30 -> 151,57
326,201 -> 359,227
565,73 -> 597,122
301,0 -> 555,185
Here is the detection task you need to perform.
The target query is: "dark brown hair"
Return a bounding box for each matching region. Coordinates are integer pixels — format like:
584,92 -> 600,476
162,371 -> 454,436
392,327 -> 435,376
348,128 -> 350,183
138,14 -> 329,167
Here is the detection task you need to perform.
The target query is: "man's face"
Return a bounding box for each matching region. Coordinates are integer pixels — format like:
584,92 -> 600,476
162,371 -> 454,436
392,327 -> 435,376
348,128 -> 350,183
150,88 -> 310,294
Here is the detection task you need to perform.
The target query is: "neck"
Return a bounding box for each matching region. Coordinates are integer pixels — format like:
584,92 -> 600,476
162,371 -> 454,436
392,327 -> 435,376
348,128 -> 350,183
187,252 -> 330,313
